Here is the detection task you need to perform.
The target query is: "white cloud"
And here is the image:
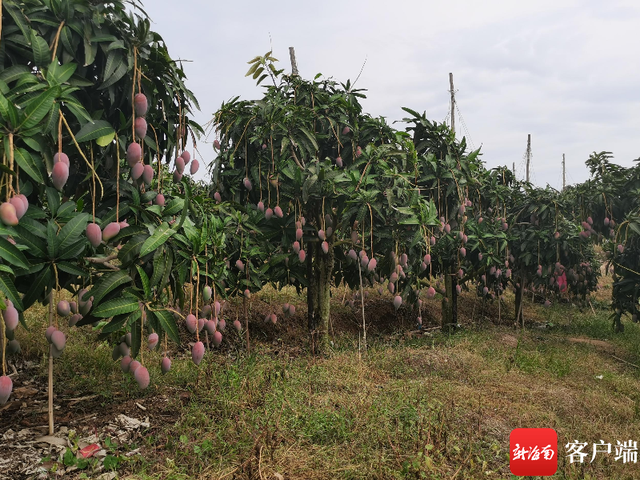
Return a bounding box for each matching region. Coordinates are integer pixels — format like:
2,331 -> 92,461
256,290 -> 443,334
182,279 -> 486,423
142,0 -> 640,188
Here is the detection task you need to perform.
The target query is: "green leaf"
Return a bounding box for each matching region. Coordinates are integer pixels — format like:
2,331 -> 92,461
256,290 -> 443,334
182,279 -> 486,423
75,120 -> 115,143
99,60 -> 128,90
92,297 -> 140,318
85,270 -> 132,307
0,273 -> 24,311
13,224 -> 47,258
149,248 -> 165,288
117,233 -> 147,267
47,220 -> 57,259
130,317 -> 141,359
96,131 -> 115,147
136,265 -> 151,299
30,31 -> 50,66
21,265 -> 52,310
57,213 -> 90,250
0,236 -> 30,269
46,187 -> 60,217
163,198 -> 184,216
59,238 -> 86,260
62,96 -> 94,124
19,86 -> 59,130
46,61 -> 78,85
0,264 -> 14,276
152,309 -> 180,344
0,94 -> 19,128
140,223 -> 175,257
100,313 -> 129,334
57,261 -> 88,278
13,148 -> 45,184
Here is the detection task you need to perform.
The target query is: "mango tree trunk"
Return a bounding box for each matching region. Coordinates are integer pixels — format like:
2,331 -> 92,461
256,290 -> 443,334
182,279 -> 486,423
514,277 -> 524,327
315,239 -> 333,354
442,273 -> 458,333
307,245 -> 318,352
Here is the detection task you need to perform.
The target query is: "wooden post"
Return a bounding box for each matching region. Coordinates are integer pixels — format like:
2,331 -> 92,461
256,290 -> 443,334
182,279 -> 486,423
525,134 -> 531,183
289,47 -> 299,76
449,73 -> 455,136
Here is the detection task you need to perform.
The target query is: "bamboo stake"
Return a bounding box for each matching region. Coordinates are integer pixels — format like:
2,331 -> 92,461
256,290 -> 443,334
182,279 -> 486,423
47,289 -> 54,435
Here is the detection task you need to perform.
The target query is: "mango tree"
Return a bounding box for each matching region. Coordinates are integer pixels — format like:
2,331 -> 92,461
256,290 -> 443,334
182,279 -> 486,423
563,152 -> 640,331
0,0 -> 207,417
213,56 -> 424,352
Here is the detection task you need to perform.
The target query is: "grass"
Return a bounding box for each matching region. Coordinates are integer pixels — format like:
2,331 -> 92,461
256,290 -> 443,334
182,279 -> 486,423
6,281 -> 640,479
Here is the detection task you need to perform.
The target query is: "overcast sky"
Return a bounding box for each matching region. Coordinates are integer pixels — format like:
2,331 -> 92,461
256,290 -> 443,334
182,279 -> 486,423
140,0 -> 640,188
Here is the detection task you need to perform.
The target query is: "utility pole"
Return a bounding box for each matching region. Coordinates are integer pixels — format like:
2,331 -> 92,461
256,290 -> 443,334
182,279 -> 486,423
562,153 -> 566,190
449,73 -> 455,136
289,47 -> 299,76
525,134 -> 531,183
512,162 -> 516,178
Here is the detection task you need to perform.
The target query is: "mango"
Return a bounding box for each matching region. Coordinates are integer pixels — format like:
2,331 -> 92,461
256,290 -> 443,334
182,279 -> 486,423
7,339 -> 20,354
185,314 -> 197,334
393,296 -> 402,310
135,117 -> 147,139
9,197 -> 26,219
175,156 -> 185,174
3,305 -> 18,331
102,222 -> 121,241
121,355 -> 132,373
0,375 -> 13,405
274,206 -> 283,218
79,299 -> 92,316
53,152 -> 70,166
51,330 -> 66,350
45,325 -> 56,343
233,319 -> 242,332
161,357 -> 171,374
68,313 -> 82,327
367,258 -> 377,272
134,93 -> 148,117
154,193 -> 165,206
173,171 -> 182,183
129,360 -> 141,374
203,286 -> 212,302
148,333 -> 159,350
126,143 -> 142,167
141,164 -> 154,186
51,161 -> 69,191
134,365 -> 150,389
265,208 -> 273,220
205,319 -> 216,335
57,300 -> 70,317
212,331 -> 222,346
192,341 -> 205,365
189,159 -> 199,175
131,162 -> 144,180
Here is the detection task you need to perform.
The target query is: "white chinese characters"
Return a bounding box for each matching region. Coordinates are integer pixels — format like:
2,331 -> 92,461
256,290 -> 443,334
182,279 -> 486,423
565,440 -> 638,463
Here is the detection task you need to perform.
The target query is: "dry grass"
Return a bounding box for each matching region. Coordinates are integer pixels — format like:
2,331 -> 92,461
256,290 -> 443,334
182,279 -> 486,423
6,276 -> 640,479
